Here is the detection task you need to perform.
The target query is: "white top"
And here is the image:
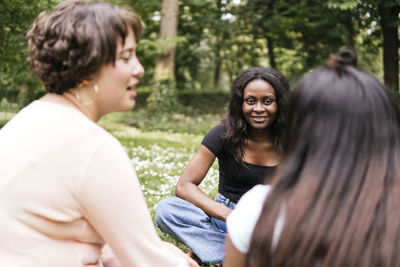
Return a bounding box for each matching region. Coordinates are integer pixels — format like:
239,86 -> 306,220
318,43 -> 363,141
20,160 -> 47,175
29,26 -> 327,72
227,184 -> 285,254
0,101 -> 185,267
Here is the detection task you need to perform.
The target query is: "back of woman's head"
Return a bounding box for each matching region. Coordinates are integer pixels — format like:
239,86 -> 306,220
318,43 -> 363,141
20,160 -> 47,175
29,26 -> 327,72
223,67 -> 290,160
284,53 -> 399,163
27,0 -> 142,94
248,50 -> 400,267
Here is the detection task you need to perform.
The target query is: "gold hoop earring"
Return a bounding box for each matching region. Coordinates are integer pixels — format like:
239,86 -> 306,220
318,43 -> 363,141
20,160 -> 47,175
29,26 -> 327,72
94,85 -> 99,93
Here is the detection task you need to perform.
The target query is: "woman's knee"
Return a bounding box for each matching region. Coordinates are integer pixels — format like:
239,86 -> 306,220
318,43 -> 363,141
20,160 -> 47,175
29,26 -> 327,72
155,197 -> 179,225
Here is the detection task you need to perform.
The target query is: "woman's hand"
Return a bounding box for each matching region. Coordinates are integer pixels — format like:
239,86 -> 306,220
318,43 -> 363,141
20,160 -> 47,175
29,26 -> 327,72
101,242 -> 200,267
162,241 -> 200,267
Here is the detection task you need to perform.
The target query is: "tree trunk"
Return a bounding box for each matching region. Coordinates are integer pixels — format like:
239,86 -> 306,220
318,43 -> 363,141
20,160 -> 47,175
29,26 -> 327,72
214,53 -> 221,89
378,3 -> 399,92
154,0 -> 179,81
266,36 -> 276,69
214,39 -> 222,89
343,14 -> 355,51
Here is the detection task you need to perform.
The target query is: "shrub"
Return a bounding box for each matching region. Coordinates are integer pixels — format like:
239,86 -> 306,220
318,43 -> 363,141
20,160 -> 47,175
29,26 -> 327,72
135,86 -> 229,114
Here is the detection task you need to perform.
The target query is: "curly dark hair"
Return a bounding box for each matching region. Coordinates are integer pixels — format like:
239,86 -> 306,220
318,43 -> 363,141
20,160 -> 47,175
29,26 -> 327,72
26,0 -> 142,94
222,67 -> 290,164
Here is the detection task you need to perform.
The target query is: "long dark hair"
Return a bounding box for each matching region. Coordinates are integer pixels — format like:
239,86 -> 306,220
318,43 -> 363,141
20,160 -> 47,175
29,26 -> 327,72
248,50 -> 400,267
222,67 -> 290,164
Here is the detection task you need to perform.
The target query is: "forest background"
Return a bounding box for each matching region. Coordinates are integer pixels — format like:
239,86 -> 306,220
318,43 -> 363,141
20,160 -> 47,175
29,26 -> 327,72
0,0 -> 399,110
0,1 -> 399,262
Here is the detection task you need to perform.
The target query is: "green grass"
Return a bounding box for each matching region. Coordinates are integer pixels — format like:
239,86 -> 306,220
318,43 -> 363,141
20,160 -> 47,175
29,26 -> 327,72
118,107 -> 224,135
0,99 -> 19,129
99,110 -> 222,265
99,111 -> 220,215
0,112 -> 16,129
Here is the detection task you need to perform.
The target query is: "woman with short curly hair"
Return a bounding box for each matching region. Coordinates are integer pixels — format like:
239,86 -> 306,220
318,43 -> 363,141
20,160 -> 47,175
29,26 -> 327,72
0,1 -> 197,266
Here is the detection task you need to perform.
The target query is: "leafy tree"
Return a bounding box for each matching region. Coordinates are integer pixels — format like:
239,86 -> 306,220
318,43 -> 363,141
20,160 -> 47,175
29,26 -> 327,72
2,0 -> 392,109
154,0 -> 179,82
0,0 -> 59,105
176,0 -> 221,90
146,0 -> 180,110
328,0 -> 399,92
120,0 -> 162,86
232,0 -> 350,82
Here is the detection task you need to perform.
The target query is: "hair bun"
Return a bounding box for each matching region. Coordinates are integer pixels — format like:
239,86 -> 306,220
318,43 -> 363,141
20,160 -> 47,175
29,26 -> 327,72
326,48 -> 357,68
337,48 -> 357,67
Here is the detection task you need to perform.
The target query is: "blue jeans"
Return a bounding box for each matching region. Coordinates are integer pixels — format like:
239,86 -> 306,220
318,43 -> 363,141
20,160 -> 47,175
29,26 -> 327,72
155,194 -> 236,264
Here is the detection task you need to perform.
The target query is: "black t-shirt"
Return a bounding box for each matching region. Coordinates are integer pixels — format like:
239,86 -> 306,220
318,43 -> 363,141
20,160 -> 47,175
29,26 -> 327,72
201,124 -> 277,203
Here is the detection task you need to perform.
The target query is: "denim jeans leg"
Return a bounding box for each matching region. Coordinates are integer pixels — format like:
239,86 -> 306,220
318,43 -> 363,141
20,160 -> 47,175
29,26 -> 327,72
155,196 -> 230,264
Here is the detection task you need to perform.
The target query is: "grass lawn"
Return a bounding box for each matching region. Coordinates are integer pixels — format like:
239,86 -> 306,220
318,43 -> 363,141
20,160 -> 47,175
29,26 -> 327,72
99,109 -> 224,265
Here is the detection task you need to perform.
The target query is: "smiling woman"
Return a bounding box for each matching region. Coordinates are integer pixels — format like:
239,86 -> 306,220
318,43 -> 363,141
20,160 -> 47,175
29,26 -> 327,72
242,79 -> 277,131
0,1 -> 197,267
154,67 -> 290,265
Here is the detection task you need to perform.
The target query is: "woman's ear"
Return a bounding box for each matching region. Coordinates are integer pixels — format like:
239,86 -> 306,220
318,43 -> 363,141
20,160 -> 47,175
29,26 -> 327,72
80,80 -> 90,87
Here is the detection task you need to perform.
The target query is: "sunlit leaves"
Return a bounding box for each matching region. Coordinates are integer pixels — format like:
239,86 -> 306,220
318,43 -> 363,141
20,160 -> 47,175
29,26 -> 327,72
327,0 -> 358,10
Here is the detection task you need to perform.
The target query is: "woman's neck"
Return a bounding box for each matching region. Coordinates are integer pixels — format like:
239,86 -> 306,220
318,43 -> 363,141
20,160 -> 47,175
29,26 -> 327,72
247,128 -> 274,143
243,132 -> 280,166
41,92 -> 100,122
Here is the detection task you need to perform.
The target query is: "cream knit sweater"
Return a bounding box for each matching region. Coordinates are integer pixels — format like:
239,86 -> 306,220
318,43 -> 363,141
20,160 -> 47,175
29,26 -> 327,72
0,100 -> 185,267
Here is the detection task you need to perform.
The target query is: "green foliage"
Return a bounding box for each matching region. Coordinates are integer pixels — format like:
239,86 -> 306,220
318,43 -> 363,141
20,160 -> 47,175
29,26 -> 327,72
136,38 -> 164,85
0,0 -> 59,105
0,120 -> 7,129
134,87 -> 229,112
175,0 -> 227,90
0,98 -> 18,129
125,88 -> 228,134
124,0 -> 163,85
0,98 -> 19,112
327,0 -> 358,10
177,90 -> 229,111
1,0 -> 393,104
119,108 -> 223,135
147,78 -> 180,113
136,36 -> 188,86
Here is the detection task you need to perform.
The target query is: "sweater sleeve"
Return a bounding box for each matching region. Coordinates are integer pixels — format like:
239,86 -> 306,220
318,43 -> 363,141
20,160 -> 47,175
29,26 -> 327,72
78,135 -> 186,267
